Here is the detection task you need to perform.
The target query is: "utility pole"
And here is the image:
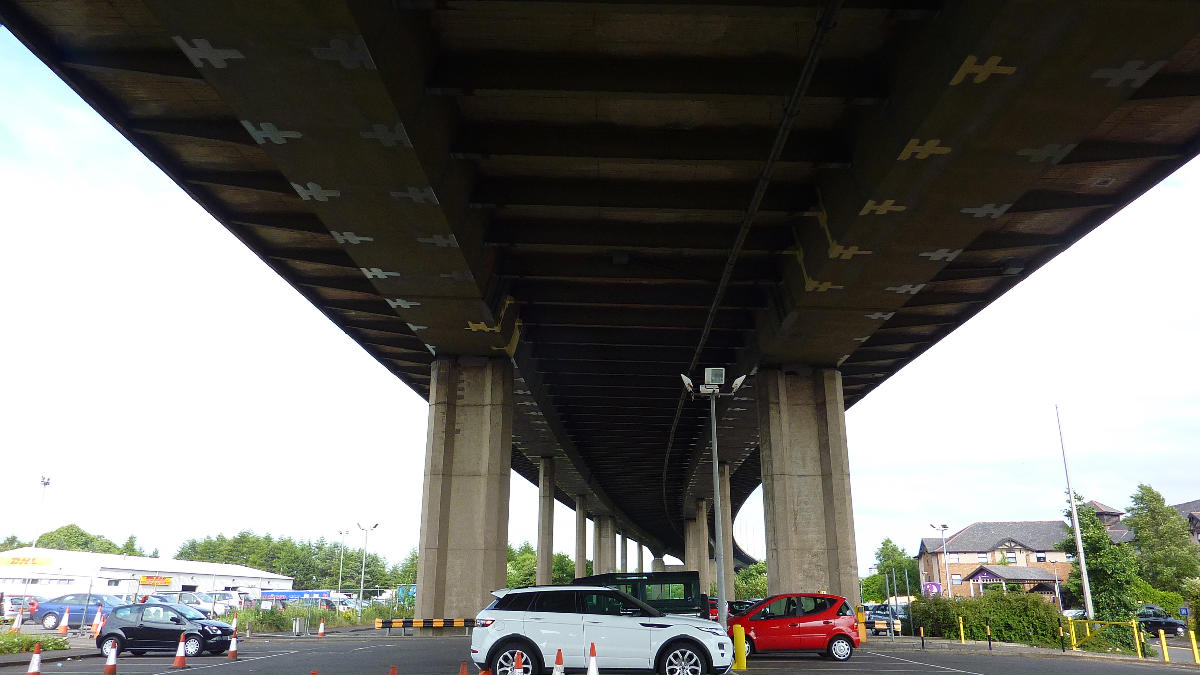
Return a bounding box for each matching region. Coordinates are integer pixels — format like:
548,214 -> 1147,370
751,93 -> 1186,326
1057,405 -> 1094,620
336,529 -> 347,593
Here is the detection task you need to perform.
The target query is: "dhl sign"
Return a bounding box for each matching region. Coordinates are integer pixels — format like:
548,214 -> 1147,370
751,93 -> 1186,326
2,556 -> 51,566
139,575 -> 172,586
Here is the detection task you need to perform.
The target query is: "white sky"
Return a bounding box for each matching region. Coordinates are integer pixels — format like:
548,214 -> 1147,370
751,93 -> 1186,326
3,29 -> 1197,578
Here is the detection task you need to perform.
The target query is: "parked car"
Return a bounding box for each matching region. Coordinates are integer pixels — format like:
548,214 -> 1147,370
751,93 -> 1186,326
865,604 -> 907,635
206,592 -> 249,612
729,600 -> 759,616
2,595 -> 45,620
1136,605 -> 1187,637
154,592 -> 229,617
96,603 -> 234,658
34,594 -> 126,630
725,593 -> 860,662
1062,608 -> 1086,620
472,585 -> 734,674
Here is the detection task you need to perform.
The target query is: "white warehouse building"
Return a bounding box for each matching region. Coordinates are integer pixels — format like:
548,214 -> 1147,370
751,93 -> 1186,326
0,547 -> 293,599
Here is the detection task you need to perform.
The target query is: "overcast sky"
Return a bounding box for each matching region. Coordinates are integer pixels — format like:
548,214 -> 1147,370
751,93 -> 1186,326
3,29 -> 1198,579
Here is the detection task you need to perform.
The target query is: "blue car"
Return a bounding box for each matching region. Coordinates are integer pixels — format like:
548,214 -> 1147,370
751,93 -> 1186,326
35,593 -> 125,630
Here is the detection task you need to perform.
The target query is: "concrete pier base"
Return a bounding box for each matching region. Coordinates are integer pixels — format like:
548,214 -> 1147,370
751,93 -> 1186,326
757,367 -> 859,604
415,356 -> 513,621
684,498 -> 711,594
594,515 -> 616,574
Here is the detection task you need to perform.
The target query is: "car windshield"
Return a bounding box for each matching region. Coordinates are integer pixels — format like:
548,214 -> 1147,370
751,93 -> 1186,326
192,592 -> 215,603
609,588 -> 663,617
171,603 -> 207,620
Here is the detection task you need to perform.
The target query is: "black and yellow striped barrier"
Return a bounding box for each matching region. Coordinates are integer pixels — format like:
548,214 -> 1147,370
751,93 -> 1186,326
375,618 -> 477,629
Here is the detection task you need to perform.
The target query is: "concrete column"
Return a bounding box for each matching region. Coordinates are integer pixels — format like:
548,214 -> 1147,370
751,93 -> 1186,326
536,457 -> 556,585
684,498 -> 711,594
620,532 -> 628,572
575,494 -> 587,578
593,515 -> 616,574
637,542 -> 644,573
718,463 -> 736,605
415,356 -> 512,621
651,555 -> 665,572
757,367 -> 859,604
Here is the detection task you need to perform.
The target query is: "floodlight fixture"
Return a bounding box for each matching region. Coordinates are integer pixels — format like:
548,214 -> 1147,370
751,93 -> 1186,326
730,375 -> 747,393
703,367 -> 725,385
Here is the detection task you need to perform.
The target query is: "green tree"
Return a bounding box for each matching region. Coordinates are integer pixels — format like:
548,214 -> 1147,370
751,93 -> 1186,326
0,535 -> 29,552
551,553 -> 577,584
36,524 -> 120,553
860,538 -> 920,602
506,541 -> 537,588
118,535 -> 144,556
394,548 -> 419,585
1059,498 -> 1140,621
1124,484 -> 1200,592
734,561 -> 768,600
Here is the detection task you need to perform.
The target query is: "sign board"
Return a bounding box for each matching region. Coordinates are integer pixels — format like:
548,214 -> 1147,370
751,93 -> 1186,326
139,575 -> 172,586
922,582 -> 941,597
2,556 -> 51,566
1181,606 -> 1189,617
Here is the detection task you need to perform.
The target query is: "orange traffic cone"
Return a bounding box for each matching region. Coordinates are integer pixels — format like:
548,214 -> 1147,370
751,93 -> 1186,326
57,607 -> 70,635
231,614 -> 238,632
317,619 -> 325,637
388,667 -> 398,675
26,642 -> 41,675
458,660 -> 468,675
228,631 -> 238,660
103,640 -> 118,675
8,608 -> 23,633
551,649 -> 564,675
586,643 -> 598,675
91,605 -> 105,638
171,633 -> 188,669
513,652 -> 523,674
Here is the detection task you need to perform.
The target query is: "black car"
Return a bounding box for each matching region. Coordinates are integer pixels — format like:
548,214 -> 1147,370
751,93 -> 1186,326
1137,605 -> 1187,637
96,603 -> 233,658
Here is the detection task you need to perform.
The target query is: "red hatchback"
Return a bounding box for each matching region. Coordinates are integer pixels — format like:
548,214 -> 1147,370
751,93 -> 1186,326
726,593 -> 859,662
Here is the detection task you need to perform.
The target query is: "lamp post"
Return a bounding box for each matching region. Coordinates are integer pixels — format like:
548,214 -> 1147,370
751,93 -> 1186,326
1057,405 -> 1094,620
930,524 -> 950,598
680,368 -> 746,629
22,476 -> 51,601
357,522 -> 378,619
336,529 -> 348,593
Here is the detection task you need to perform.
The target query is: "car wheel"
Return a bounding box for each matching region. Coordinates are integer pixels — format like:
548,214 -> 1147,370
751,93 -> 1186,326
741,635 -> 755,660
659,642 -> 707,675
827,636 -> 854,662
41,613 -> 59,630
184,635 -> 204,657
130,651 -> 146,657
490,642 -> 540,675
100,637 -> 122,658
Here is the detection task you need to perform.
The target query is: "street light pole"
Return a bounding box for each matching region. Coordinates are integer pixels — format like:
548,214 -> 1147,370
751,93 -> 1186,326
336,529 -> 348,593
680,369 -> 745,630
931,524 -> 950,599
357,522 -> 378,620
1057,405 -> 1094,620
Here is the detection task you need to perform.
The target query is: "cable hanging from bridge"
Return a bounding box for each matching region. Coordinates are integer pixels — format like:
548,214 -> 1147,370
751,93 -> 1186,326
660,0 -> 845,533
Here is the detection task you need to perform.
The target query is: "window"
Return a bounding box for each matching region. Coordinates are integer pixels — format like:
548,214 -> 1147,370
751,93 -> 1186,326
836,601 -> 854,617
1066,553 -> 1075,561
798,596 -> 833,616
946,554 -> 959,563
107,580 -> 121,586
112,607 -> 138,621
142,605 -> 174,624
1035,552 -> 1047,563
580,592 -> 637,616
493,592 -> 535,612
977,553 -> 988,563
530,591 -> 577,614
951,574 -> 962,585
756,596 -> 796,619
1006,551 -> 1018,564
644,583 -> 686,601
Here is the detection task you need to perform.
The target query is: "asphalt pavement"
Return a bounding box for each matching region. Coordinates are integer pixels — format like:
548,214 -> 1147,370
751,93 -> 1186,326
1,631 -> 1197,675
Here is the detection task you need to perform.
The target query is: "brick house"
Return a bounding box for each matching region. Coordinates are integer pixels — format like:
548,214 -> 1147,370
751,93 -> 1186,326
1172,499 -> 1200,543
917,521 -> 1072,599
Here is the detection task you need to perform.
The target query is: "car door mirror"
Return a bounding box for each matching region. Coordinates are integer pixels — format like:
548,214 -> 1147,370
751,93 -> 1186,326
170,616 -> 183,624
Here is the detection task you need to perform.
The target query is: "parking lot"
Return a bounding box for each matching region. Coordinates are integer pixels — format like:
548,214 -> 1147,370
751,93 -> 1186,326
2,633 -> 1197,675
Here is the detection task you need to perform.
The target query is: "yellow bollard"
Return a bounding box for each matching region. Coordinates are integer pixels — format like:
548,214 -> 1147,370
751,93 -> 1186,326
957,616 -> 965,644
732,624 -> 746,671
856,606 -> 868,644
1131,620 -> 1142,659
1069,619 -> 1078,651
1159,629 -> 1170,663
1188,629 -> 1198,665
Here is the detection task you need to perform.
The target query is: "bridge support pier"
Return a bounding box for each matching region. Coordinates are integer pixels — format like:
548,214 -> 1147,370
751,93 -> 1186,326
637,542 -> 644,573
684,498 -> 711,594
651,554 -> 665,572
536,457 -> 555,585
757,367 -> 859,604
415,356 -> 513,622
574,494 -> 588,579
620,532 -> 628,572
594,515 -> 616,574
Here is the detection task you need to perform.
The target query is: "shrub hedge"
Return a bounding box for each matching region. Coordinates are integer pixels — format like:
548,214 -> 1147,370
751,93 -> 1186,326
0,634 -> 69,655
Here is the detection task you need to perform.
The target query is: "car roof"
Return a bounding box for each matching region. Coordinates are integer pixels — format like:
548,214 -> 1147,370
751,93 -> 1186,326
493,585 -> 613,597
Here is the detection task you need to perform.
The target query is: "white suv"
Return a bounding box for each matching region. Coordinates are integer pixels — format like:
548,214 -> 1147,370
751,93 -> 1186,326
471,585 -> 732,675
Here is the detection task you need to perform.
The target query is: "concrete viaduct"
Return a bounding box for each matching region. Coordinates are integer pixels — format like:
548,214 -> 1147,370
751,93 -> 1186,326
4,0 -> 1200,619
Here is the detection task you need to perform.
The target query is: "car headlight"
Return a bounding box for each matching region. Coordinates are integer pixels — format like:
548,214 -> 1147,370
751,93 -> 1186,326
204,625 -> 223,635
697,625 -> 726,637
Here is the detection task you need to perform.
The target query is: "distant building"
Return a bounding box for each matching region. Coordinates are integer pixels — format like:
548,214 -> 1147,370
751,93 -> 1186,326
917,522 -> 1072,600
0,547 -> 292,599
1172,499 -> 1200,543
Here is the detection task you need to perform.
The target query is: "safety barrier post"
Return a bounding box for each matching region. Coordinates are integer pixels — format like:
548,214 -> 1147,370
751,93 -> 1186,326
1159,629 -> 1170,663
985,618 -> 992,651
920,625 -> 925,650
1131,620 -> 1142,659
731,624 -> 746,671
1188,629 -> 1198,665
856,606 -> 867,644
1084,621 -> 1091,639
957,616 -> 965,644
1058,618 -> 1065,652
1068,619 -> 1078,651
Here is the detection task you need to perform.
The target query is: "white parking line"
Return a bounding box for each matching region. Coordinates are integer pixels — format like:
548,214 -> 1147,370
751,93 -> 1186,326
144,650 -> 298,675
867,652 -> 986,675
